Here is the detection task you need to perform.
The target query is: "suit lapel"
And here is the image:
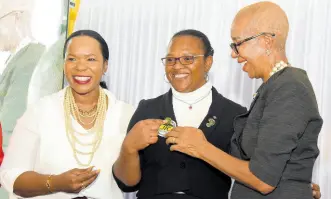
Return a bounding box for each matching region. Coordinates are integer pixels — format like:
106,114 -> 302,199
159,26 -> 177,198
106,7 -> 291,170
198,87 -> 224,138
248,92 -> 260,112
231,84 -> 265,159
236,83 -> 264,119
160,89 -> 177,125
232,90 -> 261,138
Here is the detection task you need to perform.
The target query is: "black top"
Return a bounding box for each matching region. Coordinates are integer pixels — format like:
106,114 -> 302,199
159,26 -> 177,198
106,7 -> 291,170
231,68 -> 323,198
114,87 -> 246,199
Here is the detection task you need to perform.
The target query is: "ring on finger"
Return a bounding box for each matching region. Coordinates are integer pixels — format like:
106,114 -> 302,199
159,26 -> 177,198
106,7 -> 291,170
81,183 -> 85,189
172,137 -> 176,144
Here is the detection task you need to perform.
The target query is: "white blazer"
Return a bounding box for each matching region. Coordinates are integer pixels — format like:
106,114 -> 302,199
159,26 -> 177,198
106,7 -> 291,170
0,88 -> 135,199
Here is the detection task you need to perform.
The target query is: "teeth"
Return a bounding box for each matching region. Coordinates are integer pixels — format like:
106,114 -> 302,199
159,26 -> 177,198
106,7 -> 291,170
174,74 -> 188,78
74,76 -> 91,81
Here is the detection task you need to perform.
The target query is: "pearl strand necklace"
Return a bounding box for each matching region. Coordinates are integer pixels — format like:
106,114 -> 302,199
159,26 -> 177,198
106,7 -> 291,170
64,87 -> 107,167
253,61 -> 289,100
269,60 -> 289,77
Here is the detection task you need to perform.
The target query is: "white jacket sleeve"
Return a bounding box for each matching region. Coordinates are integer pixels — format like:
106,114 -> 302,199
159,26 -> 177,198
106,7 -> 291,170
109,102 -> 135,199
0,103 -> 40,195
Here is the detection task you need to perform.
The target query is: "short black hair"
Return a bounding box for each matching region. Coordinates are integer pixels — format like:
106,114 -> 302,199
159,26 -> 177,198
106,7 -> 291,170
63,29 -> 109,61
99,81 -> 108,89
172,29 -> 214,57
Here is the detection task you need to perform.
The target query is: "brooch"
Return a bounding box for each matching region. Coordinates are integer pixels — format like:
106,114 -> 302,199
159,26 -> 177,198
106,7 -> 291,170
158,117 -> 176,137
206,116 -> 216,127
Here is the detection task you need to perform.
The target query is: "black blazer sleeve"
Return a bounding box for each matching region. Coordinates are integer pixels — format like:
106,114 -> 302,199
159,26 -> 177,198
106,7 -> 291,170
112,99 -> 148,192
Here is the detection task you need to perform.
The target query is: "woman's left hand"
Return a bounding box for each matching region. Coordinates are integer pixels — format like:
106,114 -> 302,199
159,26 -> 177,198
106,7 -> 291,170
312,183 -> 321,199
165,127 -> 208,158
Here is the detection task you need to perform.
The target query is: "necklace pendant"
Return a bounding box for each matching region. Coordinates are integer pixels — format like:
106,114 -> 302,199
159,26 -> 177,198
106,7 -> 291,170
189,105 -> 192,110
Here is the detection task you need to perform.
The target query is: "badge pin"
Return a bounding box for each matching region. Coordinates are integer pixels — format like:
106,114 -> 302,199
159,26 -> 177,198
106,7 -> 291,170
253,92 -> 258,100
206,118 -> 216,128
158,117 -> 176,137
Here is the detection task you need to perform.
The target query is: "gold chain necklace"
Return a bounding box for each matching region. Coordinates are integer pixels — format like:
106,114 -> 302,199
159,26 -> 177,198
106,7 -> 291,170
172,90 -> 211,110
64,87 -> 107,167
69,92 -> 99,125
78,106 -> 97,118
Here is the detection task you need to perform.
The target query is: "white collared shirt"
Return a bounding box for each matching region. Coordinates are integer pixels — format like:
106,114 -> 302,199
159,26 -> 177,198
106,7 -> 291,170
0,88 -> 135,199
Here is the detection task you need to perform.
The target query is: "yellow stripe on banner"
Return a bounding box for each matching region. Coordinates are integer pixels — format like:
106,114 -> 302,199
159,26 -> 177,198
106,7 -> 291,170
68,0 -> 81,37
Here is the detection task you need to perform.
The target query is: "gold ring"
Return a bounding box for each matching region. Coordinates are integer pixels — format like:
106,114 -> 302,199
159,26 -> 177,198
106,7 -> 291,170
172,137 -> 176,144
81,183 -> 85,189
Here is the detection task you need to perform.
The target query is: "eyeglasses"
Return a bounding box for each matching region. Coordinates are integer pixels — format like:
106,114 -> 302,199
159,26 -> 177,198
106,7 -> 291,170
161,55 -> 204,66
230,32 -> 275,55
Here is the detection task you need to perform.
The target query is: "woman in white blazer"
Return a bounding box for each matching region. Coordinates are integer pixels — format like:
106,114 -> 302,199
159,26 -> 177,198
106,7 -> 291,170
0,30 -> 134,199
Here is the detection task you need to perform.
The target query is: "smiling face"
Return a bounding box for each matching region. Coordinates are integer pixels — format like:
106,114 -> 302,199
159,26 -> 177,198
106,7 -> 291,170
230,17 -> 270,80
64,35 -> 108,95
165,35 -> 212,93
230,2 -> 289,81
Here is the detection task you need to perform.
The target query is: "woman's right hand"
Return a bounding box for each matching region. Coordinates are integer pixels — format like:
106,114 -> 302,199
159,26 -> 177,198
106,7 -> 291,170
52,166 -> 100,193
123,119 -> 164,153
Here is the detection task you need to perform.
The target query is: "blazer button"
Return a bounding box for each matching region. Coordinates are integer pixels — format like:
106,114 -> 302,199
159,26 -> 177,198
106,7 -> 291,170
180,162 -> 186,169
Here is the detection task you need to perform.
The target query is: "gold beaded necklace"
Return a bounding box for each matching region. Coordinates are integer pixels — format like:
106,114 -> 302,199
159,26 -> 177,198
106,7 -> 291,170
64,87 -> 108,166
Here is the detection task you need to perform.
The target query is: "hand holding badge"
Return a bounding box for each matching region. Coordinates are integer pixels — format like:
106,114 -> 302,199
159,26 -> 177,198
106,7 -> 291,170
158,117 -> 176,137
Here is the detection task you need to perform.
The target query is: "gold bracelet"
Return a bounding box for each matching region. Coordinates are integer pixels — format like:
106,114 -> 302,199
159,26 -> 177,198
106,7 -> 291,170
46,175 -> 53,193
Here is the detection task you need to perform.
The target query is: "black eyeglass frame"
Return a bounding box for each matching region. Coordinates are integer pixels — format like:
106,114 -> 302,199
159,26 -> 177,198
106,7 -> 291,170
230,32 -> 276,55
161,55 -> 205,66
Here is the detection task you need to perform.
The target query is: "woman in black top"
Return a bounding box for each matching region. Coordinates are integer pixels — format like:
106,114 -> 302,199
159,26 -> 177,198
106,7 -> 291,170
113,29 -> 245,199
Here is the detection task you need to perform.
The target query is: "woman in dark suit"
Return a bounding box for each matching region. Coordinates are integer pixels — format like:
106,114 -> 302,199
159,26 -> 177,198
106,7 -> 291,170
113,29 -> 246,199
162,2 -> 323,199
